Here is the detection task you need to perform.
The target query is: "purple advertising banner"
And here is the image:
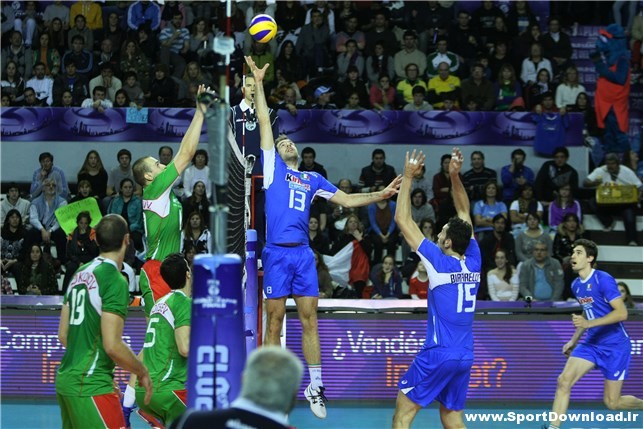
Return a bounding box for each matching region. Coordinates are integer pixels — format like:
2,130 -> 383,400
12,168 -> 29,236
0,107 -> 584,146
286,316 -> 643,401
3,311 -> 641,401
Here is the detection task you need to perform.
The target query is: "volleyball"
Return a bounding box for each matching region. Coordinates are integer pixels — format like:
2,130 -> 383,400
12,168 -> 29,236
249,14 -> 277,43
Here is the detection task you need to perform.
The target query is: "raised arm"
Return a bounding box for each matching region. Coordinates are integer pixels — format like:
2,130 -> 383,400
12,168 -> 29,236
173,85 -> 210,174
394,150 -> 426,251
449,148 -> 474,238
245,56 -> 274,151
330,175 -> 402,208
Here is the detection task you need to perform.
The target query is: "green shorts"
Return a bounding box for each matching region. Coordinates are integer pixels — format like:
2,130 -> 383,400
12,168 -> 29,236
135,388 -> 187,426
57,392 -> 125,429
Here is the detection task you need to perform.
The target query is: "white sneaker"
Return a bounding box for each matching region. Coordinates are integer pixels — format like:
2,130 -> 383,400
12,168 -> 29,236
304,384 -> 327,419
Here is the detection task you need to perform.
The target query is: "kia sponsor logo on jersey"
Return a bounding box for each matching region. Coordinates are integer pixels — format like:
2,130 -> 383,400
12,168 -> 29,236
285,173 -> 310,191
578,296 -> 594,305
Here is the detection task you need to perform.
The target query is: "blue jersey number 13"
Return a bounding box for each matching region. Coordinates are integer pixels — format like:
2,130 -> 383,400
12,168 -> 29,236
289,189 -> 306,212
457,283 -> 476,313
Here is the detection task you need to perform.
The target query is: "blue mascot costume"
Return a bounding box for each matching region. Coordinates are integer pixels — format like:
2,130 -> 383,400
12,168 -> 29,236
591,23 -> 631,156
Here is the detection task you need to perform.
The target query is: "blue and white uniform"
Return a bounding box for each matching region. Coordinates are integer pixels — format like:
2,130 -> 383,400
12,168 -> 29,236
261,147 -> 338,298
398,238 -> 481,410
571,269 -> 631,380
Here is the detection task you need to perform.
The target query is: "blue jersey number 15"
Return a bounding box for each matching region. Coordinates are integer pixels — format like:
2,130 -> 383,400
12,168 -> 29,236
457,283 -> 476,313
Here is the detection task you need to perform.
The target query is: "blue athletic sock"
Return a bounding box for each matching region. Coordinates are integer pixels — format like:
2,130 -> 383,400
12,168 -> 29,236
309,365 -> 323,390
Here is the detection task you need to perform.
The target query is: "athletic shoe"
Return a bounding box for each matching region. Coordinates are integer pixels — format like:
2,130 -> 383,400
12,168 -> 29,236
304,384 -> 328,419
136,408 -> 165,428
121,402 -> 137,429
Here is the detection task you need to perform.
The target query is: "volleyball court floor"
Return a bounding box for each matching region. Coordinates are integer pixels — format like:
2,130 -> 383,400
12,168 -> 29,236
2,399 -> 641,429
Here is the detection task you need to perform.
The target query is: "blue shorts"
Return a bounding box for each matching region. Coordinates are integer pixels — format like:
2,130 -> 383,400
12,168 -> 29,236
571,340 -> 632,381
398,347 -> 474,411
262,244 -> 318,298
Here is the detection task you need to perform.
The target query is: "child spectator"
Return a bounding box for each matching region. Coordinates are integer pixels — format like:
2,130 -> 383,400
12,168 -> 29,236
409,260 -> 429,300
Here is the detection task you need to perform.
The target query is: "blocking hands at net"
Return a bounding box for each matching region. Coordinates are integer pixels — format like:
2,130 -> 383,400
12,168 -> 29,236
393,148 -> 481,429
244,55 -> 402,420
123,84 -> 210,426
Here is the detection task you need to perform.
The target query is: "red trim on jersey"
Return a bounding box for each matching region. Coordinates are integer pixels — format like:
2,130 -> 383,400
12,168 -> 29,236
143,260 -> 171,301
92,392 -> 126,429
173,389 -> 188,405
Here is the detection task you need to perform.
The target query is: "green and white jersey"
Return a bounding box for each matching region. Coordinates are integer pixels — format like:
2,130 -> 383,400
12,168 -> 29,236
143,161 -> 182,261
141,290 -> 191,391
56,257 -> 129,396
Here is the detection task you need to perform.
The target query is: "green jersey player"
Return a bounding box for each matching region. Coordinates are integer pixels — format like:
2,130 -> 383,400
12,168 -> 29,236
135,253 -> 192,426
132,84 -> 210,318
124,85 -> 212,426
56,214 -> 152,429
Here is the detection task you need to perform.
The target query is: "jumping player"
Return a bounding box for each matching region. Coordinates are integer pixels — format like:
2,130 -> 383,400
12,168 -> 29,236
56,215 -> 152,429
543,239 -> 643,429
245,55 -> 402,419
124,84 -> 210,424
135,253 -> 192,427
393,149 -> 481,429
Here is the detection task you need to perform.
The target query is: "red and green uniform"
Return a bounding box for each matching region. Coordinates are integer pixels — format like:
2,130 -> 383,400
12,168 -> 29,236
56,257 -> 129,429
135,290 -> 191,425
140,161 -> 183,316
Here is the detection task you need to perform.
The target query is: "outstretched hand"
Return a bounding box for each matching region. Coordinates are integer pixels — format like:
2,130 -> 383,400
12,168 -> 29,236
195,84 -> 216,113
244,56 -> 270,83
404,150 -> 425,179
381,175 -> 403,199
449,147 -> 464,176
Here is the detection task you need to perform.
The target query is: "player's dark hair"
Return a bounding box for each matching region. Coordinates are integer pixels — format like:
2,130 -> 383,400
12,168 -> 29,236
161,253 -> 190,290
446,216 -> 472,255
572,238 -> 598,267
95,214 -> 128,253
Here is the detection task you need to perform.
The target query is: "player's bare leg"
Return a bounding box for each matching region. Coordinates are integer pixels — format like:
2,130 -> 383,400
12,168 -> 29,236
392,391 -> 421,428
439,403 -> 466,429
549,357 -> 594,427
264,297 -> 287,346
603,380 -> 643,410
294,295 -> 327,418
293,296 -> 320,365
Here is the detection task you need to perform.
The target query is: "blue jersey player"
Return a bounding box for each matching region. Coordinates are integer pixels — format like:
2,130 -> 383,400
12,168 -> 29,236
393,149 -> 481,429
244,56 -> 402,420
544,239 -> 642,429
